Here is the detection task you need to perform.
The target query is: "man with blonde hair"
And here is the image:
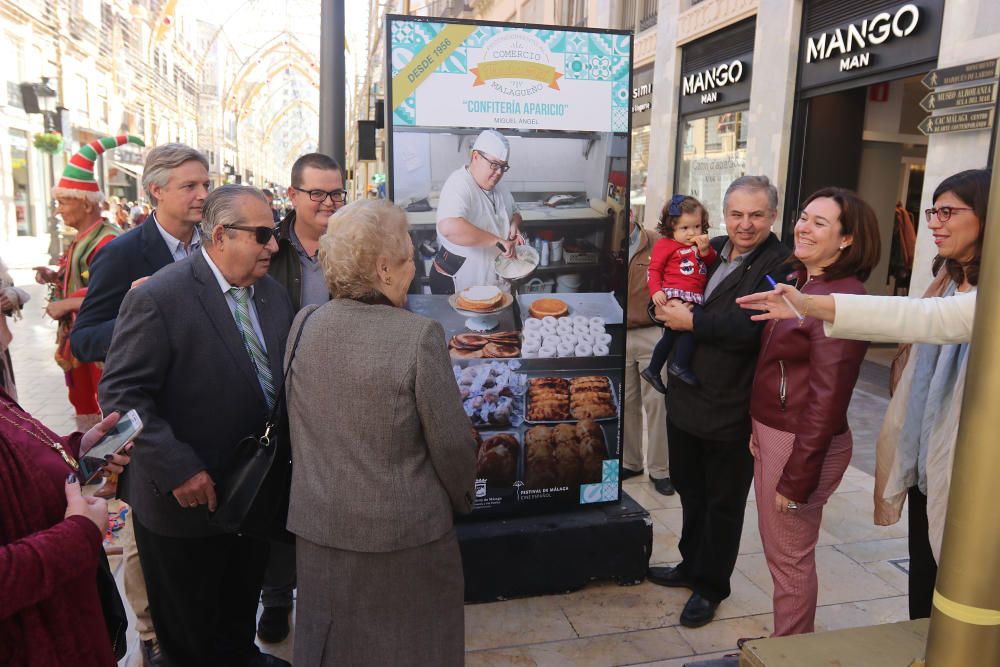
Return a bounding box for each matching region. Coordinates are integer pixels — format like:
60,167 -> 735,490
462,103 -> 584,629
70,142 -> 209,667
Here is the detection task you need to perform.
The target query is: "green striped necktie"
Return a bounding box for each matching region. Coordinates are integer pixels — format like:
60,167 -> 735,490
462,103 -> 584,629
228,286 -> 276,409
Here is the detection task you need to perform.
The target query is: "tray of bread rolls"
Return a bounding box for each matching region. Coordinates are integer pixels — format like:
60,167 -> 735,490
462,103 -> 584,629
473,430 -> 522,487
524,374 -> 619,423
523,419 -> 608,489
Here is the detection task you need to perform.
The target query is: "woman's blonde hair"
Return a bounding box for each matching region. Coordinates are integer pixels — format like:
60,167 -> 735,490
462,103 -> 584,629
319,200 -> 411,300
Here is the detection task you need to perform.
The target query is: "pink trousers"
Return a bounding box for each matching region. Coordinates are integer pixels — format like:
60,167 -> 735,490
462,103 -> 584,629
752,419 -> 853,636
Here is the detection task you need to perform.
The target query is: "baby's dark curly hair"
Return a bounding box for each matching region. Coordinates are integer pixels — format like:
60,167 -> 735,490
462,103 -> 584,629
656,195 -> 709,239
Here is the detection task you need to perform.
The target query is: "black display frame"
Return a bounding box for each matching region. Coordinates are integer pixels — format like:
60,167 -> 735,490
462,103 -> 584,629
384,13 -> 634,519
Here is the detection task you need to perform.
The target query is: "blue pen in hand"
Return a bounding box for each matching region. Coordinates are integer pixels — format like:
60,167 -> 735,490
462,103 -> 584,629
765,275 -> 805,322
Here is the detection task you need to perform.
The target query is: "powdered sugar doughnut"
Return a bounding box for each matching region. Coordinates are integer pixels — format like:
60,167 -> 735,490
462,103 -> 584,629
542,335 -> 561,349
522,340 -> 540,354
540,324 -> 557,337
523,318 -> 542,331
557,342 -> 575,357
574,343 -> 593,357
592,343 -> 610,356
572,315 -> 588,326
588,317 -> 605,327
538,345 -> 557,358
577,333 -> 595,346
542,316 -> 558,327
560,333 -> 578,346
522,330 -> 541,344
596,333 -> 612,346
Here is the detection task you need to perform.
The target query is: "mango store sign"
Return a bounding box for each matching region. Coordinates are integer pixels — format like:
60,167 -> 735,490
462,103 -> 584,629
389,20 -> 631,132
805,3 -> 920,73
682,60 -> 745,105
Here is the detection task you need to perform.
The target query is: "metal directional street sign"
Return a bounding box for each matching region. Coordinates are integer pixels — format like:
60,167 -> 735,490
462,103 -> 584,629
920,82 -> 999,112
922,59 -> 1000,89
918,108 -> 995,136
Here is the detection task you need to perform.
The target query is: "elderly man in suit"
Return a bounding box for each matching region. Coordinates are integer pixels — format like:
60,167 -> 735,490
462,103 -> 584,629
645,175 -> 791,628
99,185 -> 294,667
71,142 -> 209,667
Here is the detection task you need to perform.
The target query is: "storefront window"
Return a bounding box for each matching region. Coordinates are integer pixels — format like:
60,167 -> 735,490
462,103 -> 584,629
9,129 -> 32,236
677,109 -> 748,237
629,125 -> 650,224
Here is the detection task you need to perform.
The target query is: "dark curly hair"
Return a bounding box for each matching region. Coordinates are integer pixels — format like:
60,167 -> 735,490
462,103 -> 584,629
656,195 -> 709,239
930,169 -> 991,287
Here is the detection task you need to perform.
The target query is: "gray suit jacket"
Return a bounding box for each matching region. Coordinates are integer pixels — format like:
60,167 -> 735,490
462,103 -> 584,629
98,251 -> 295,538
286,298 -> 476,552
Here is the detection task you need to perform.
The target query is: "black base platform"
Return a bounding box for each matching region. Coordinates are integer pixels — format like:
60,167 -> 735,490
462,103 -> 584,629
456,492 -> 652,602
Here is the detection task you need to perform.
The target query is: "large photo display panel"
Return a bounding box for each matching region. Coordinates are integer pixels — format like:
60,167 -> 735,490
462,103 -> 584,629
387,15 -> 632,517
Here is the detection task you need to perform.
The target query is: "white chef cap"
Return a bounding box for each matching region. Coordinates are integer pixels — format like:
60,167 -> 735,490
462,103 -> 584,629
472,129 -> 510,162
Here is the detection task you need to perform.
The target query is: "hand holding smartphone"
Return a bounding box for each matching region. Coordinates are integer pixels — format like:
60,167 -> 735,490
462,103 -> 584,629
79,409 -> 143,485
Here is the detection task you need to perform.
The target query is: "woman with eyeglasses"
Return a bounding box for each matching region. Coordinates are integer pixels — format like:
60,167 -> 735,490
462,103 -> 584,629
430,129 -> 525,294
737,168 -> 991,620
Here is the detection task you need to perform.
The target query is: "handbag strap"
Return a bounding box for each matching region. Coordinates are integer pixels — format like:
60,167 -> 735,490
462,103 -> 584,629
264,305 -> 319,426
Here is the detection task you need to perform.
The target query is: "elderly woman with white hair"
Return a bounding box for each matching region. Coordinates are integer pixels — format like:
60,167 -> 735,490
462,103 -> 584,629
286,200 -> 476,666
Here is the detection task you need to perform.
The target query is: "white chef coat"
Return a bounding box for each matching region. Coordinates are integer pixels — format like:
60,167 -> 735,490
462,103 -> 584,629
436,166 -> 519,291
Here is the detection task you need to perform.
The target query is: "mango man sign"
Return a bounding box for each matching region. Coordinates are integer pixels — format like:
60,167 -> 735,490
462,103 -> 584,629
388,17 -> 631,132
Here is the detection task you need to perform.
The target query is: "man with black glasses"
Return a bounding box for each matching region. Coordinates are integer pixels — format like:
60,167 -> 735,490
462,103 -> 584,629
430,129 -> 524,294
255,153 -> 344,644
270,153 -> 346,312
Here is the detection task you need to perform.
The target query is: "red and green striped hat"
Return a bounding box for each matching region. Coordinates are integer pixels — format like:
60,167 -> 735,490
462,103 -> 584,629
52,134 -> 145,203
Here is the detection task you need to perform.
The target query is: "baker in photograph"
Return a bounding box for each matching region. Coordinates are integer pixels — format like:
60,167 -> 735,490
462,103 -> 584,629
430,129 -> 524,294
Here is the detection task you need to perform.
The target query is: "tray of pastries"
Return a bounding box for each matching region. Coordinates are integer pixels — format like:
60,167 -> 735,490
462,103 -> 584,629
474,431 -> 520,486
525,375 -> 618,423
523,420 -> 607,489
449,331 -> 521,360
454,361 -> 526,428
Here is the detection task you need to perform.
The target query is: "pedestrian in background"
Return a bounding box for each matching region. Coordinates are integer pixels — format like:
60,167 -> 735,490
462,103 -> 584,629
33,135 -> 143,431
287,200 -> 475,667
749,187 -> 880,636
622,211 -> 673,495
0,256 -> 30,400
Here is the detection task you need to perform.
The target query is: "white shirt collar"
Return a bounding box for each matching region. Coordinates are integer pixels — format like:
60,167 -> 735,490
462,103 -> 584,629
201,247 -> 252,297
153,212 -> 202,256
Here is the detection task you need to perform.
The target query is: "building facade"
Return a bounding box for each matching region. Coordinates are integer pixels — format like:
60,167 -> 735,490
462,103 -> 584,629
644,0 -> 1000,297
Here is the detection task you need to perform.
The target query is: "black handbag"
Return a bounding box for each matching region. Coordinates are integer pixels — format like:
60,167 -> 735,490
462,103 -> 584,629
97,550 -> 128,659
208,308 -> 317,537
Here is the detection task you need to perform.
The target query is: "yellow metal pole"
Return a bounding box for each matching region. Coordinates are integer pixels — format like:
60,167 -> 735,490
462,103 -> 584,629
924,140 -> 1000,663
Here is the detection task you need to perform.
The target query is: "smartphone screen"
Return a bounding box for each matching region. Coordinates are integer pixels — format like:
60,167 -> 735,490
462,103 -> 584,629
79,410 -> 142,484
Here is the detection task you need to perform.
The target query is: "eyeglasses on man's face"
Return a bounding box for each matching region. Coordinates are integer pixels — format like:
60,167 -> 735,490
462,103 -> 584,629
925,206 -> 974,223
474,150 -> 511,174
293,186 -> 348,204
223,224 -> 279,245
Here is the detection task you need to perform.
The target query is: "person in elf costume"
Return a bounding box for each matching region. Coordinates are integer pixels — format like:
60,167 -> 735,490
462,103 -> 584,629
34,135 -> 144,430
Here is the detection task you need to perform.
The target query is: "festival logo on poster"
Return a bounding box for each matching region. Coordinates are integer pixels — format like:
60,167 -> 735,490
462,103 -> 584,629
390,21 -> 630,132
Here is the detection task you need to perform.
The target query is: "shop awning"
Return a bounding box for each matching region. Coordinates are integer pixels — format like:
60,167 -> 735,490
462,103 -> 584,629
111,161 -> 143,179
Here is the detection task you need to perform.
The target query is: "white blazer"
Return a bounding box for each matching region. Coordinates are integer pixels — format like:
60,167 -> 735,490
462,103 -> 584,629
825,291 -> 975,344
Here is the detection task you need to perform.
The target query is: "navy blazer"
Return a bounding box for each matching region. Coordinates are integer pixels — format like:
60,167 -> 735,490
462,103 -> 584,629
98,251 -> 295,537
70,218 -> 175,362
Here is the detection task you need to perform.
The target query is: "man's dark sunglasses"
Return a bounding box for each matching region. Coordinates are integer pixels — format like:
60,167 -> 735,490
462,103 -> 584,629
223,224 -> 279,245
292,186 -> 348,203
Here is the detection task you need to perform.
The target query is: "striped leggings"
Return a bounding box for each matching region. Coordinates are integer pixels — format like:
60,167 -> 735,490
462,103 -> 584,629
752,419 -> 853,636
